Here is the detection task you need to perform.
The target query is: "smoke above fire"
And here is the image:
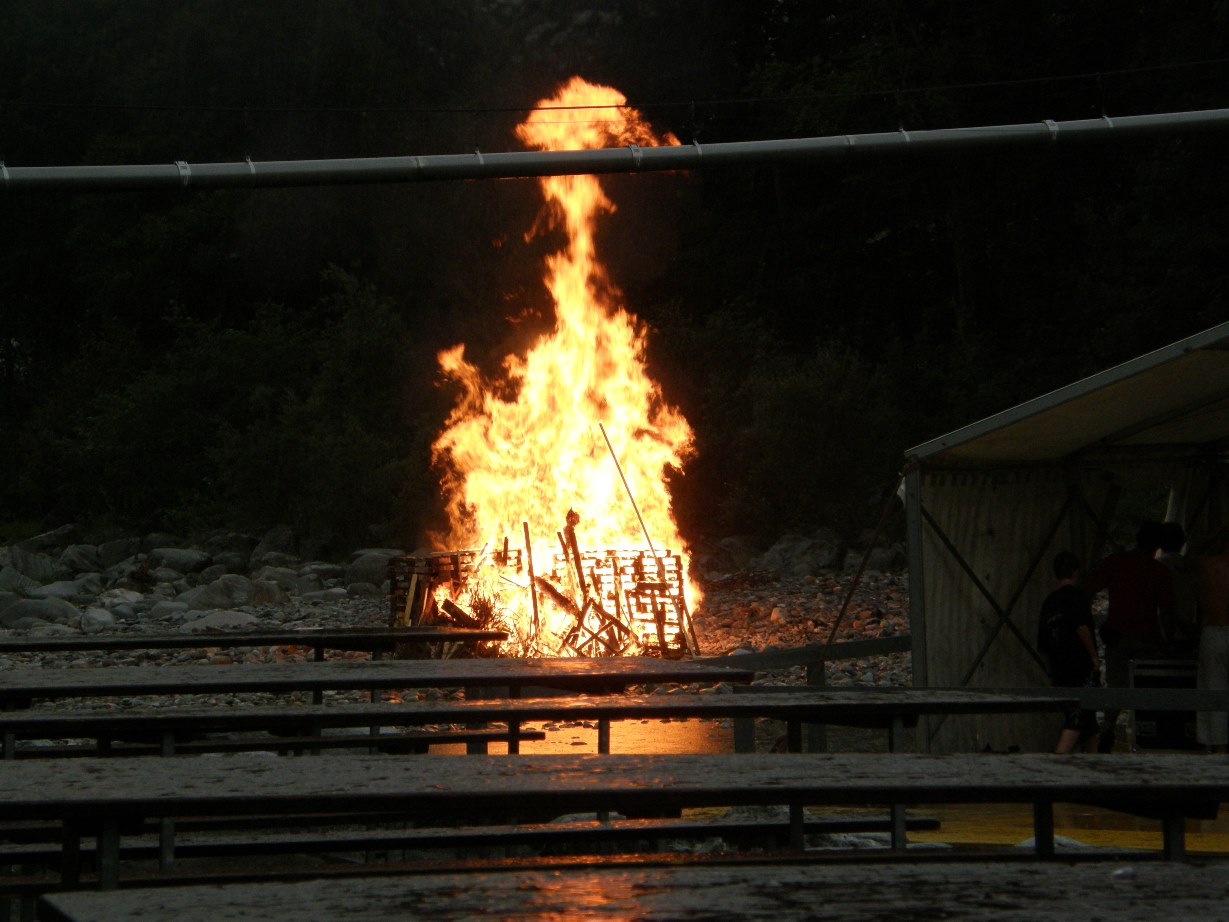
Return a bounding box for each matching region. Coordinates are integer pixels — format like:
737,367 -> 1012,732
429,77 -> 699,650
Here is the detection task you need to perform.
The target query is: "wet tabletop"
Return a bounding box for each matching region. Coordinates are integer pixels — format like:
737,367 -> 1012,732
38,858 -> 1229,921
0,657 -> 754,700
1,752 -> 1225,821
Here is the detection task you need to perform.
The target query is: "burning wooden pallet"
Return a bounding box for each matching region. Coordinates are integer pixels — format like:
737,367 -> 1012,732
388,543 -> 698,658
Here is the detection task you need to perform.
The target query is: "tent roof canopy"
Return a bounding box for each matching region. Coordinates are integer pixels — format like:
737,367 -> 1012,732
907,321 -> 1229,467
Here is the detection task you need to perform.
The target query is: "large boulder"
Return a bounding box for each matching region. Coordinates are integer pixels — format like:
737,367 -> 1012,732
97,588 -> 145,610
202,530 -> 259,558
80,607 -> 116,632
27,579 -> 90,603
142,532 -> 186,551
0,597 -> 78,627
299,562 -> 346,582
210,551 -> 249,574
0,566 -> 39,594
150,547 -> 212,574
180,609 -> 261,631
16,524 -> 82,554
98,537 -> 141,568
758,533 -> 845,578
345,551 -> 400,587
59,544 -> 102,575
252,580 -> 291,605
251,566 -> 297,591
250,525 -> 297,567
7,546 -> 64,583
175,574 -> 256,610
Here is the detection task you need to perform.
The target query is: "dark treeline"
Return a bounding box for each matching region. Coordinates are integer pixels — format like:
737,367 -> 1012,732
2,1 -> 1227,554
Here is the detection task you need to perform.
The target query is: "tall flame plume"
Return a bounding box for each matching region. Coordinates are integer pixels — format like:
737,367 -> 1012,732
430,77 -> 698,654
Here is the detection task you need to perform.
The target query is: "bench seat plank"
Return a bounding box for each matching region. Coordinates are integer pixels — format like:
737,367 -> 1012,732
0,752 -> 1221,828
4,751 -> 1221,887
38,860 -> 1229,922
0,688 -> 1073,737
0,657 -> 752,704
7,728 -> 547,758
0,627 -> 507,656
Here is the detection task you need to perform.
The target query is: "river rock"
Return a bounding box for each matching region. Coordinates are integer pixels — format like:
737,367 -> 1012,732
27,579 -> 89,603
142,532 -> 186,551
180,609 -> 261,631
7,546 -> 65,583
59,544 -> 102,574
345,551 -> 398,587
150,547 -> 212,573
0,597 -> 79,627
98,537 -> 141,568
252,580 -> 292,605
16,524 -> 81,553
0,566 -> 39,594
98,588 -> 145,609
81,607 -> 116,632
176,574 -> 256,610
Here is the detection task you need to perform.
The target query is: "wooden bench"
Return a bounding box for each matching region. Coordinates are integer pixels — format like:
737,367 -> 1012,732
0,657 -> 753,711
0,626 -> 507,661
0,688 -> 1073,759
3,751 -> 1225,889
0,812 -> 940,868
36,856 -> 1229,921
3,727 -> 547,758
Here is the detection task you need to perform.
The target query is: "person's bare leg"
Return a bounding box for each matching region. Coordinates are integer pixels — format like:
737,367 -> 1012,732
1055,729 -> 1080,753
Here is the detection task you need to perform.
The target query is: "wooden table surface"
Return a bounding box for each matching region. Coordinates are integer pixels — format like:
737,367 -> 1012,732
2,751 -> 1225,820
0,657 -> 753,703
37,861 -> 1229,922
0,687 -> 1076,736
0,626 -> 507,655
8,751 -> 1223,886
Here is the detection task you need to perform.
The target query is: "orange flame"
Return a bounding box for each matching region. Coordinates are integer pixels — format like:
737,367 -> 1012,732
430,77 -> 698,654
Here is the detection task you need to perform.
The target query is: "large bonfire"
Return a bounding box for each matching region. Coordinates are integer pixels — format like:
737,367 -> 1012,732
428,77 -> 698,656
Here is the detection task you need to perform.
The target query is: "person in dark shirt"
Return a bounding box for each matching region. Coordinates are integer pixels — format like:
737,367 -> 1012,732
1038,551 -> 1102,754
1086,521 -> 1175,752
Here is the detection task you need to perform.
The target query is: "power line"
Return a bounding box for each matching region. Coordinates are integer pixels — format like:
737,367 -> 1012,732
2,56 -> 1227,119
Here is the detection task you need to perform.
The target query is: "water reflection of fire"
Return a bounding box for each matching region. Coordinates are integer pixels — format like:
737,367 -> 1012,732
407,77 -> 699,657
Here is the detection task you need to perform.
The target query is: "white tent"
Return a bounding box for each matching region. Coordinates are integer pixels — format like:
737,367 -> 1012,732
904,320 -> 1229,752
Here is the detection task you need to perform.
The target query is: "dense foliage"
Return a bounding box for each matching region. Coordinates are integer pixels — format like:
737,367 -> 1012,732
2,1 -> 1227,551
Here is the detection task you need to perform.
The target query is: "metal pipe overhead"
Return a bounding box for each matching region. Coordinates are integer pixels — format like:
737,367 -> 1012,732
4,107 -> 1229,193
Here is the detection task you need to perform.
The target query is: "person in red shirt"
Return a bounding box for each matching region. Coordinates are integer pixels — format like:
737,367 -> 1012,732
1086,521 -> 1176,752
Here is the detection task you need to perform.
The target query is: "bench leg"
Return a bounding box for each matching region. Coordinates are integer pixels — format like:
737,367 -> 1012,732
789,803 -> 805,849
159,817 -> 176,870
1162,813 -> 1186,860
97,820 -> 120,891
597,719 -> 611,755
890,804 -> 908,849
786,720 -> 802,753
887,719 -> 907,848
1033,801 -> 1055,858
60,821 -> 82,887
2,731 -> 13,760
733,717 -> 755,753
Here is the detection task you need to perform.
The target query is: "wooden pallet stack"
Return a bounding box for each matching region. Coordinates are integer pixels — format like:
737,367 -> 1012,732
388,544 -> 698,657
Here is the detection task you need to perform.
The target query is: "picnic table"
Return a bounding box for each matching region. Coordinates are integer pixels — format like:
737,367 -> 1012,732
5,751 -> 1226,889
0,657 -> 752,709
0,626 -> 507,660
36,860 -> 1229,922
0,687 -> 1075,758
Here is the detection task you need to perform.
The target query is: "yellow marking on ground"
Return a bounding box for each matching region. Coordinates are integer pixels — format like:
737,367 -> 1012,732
907,803 -> 1229,854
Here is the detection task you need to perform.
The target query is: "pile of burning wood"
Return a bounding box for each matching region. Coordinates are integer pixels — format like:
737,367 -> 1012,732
389,511 -> 698,658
